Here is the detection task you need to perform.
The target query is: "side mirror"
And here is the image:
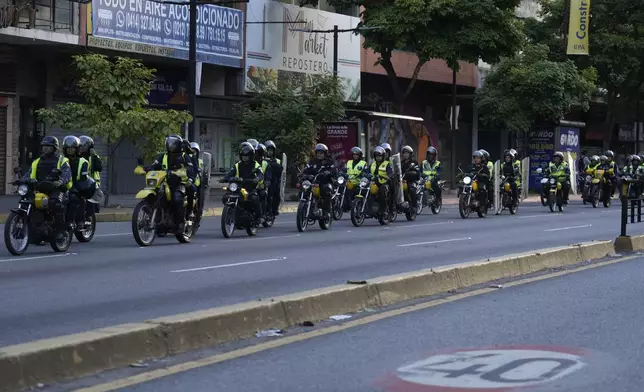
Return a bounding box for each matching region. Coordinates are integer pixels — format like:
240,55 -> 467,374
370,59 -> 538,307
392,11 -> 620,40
219,167 -> 226,173
136,157 -> 144,166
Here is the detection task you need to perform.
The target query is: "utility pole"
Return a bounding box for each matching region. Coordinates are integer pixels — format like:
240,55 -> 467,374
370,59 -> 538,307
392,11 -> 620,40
451,67 -> 457,188
333,25 -> 338,76
187,0 -> 197,141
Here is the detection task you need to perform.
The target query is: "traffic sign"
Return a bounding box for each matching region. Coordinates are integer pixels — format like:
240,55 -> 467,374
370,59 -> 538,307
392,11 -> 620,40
382,346 -> 587,391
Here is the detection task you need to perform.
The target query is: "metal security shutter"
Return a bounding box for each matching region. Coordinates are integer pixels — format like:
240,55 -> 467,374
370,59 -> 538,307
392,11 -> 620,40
0,107 -> 6,194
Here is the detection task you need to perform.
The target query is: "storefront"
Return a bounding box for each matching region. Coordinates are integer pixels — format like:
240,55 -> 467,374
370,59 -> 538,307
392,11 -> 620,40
194,96 -> 241,175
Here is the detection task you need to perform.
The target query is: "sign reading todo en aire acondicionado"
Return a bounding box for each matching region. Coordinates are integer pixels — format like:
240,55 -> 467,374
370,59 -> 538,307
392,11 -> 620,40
90,0 -> 244,67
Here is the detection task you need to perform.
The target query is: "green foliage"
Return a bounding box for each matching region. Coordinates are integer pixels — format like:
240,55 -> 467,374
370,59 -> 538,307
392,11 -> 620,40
475,44 -> 597,132
302,0 -> 525,107
237,74 -> 344,168
36,54 -> 192,161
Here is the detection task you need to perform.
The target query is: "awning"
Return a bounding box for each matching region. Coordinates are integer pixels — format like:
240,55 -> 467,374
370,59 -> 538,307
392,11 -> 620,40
346,109 -> 424,122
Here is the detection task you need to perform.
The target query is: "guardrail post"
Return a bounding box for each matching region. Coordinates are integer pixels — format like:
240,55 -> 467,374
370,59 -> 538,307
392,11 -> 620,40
621,193 -> 628,237
638,198 -> 642,223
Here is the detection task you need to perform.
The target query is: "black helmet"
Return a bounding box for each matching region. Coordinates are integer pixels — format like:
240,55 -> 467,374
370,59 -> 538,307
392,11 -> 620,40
473,150 -> 483,159
381,143 -> 392,157
373,146 -> 386,159
350,146 -> 363,157
315,143 -> 329,154
605,150 -> 614,159
76,177 -> 97,199
41,136 -> 59,149
554,151 -> 565,160
240,143 -> 255,159
264,140 -> 276,151
503,149 -> 515,159
165,135 -> 183,153
62,136 -> 81,157
79,135 -> 94,152
401,145 -> 414,156
247,139 -> 259,149
256,143 -> 266,159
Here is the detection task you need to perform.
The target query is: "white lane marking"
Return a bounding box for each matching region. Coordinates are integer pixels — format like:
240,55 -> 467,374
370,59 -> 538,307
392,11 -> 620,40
397,237 -> 472,247
396,221 -> 454,229
544,224 -> 592,232
518,214 -> 563,219
0,252 -> 77,263
227,234 -> 300,242
171,257 -> 287,273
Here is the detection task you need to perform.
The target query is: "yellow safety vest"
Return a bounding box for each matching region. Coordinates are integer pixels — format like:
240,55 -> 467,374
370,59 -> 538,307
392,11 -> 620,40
258,160 -> 269,187
487,161 -> 494,175
195,158 -> 204,187
370,161 -> 390,185
30,155 -> 72,190
549,162 -> 569,180
88,154 -> 101,184
422,160 -> 440,177
347,160 -> 367,183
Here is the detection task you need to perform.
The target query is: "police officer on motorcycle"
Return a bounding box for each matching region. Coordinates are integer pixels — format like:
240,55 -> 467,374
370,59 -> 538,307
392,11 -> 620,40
79,135 -> 102,212
344,146 -> 367,209
264,141 -> 283,216
222,142 -> 264,226
150,135 -> 194,233
185,141 -> 203,219
400,145 -> 420,209
62,136 -> 91,230
370,146 -> 394,215
23,136 -> 73,240
422,147 -> 442,203
303,143 -> 337,214
500,149 -> 520,204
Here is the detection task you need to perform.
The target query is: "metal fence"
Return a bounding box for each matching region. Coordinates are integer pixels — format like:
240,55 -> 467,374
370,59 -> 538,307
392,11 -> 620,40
620,179 -> 643,236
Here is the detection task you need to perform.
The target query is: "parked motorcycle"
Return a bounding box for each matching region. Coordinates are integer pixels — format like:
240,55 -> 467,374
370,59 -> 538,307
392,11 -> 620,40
220,176 -> 260,238
4,169 -> 73,255
350,174 -> 396,226
296,170 -> 333,232
131,160 -> 195,246
458,170 -> 487,219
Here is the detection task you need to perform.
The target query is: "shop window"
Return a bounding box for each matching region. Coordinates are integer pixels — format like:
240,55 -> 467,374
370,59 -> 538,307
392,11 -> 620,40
198,121 -> 238,174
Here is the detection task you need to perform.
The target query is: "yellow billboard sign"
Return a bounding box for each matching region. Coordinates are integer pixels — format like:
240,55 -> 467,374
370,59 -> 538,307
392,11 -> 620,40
567,0 -> 590,55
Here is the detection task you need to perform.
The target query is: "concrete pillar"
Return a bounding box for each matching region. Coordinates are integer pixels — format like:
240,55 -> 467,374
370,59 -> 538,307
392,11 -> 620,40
471,105 -> 478,152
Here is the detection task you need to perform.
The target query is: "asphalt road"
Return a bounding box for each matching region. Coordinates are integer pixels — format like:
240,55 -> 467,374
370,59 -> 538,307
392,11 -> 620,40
86,255 -> 644,392
0,199 -> 640,346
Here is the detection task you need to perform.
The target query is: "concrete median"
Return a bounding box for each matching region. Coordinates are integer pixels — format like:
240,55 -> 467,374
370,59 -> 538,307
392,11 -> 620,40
614,235 -> 644,253
0,239 -> 616,391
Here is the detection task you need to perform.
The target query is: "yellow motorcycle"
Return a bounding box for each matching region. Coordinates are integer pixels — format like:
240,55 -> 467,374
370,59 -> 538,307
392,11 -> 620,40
131,159 -> 195,246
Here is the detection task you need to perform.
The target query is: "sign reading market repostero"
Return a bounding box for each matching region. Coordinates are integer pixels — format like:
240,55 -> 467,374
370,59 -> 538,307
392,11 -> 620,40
89,0 -> 244,67
245,0 -> 361,102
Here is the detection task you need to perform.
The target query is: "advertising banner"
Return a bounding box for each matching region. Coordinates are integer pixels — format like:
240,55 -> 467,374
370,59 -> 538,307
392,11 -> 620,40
89,0 -> 243,67
245,0 -> 361,102
566,0 -> 590,55
528,130 -> 555,190
318,122 -> 359,167
557,127 -> 580,154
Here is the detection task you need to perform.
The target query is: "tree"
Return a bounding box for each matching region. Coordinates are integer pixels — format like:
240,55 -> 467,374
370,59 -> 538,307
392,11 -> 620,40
526,0 -> 644,142
36,54 -> 192,204
237,74 -> 344,169
301,0 -> 525,113
475,44 -> 597,133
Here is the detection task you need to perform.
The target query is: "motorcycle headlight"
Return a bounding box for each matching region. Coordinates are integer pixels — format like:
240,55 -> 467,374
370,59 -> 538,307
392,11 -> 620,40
18,184 -> 28,196
337,176 -> 345,185
586,175 -> 592,182
463,176 -> 472,185
302,180 -> 312,190
228,182 -> 239,192
541,178 -> 548,184
359,178 -> 368,188
146,179 -> 157,187
549,178 -> 556,184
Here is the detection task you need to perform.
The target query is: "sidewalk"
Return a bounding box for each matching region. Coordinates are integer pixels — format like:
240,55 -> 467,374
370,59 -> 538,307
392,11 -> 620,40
0,192 -> 543,223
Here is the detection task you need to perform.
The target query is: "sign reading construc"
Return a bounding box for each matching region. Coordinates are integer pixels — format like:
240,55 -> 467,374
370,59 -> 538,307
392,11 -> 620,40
566,0 -> 590,55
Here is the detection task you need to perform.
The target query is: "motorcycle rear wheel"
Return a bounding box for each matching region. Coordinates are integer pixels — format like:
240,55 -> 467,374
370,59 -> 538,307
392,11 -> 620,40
75,210 -> 96,243
4,211 -> 30,256
319,210 -> 332,230
51,228 -> 73,253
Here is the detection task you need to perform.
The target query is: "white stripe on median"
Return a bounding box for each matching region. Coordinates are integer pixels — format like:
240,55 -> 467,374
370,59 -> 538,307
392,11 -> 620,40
544,224 -> 592,232
171,257 -> 288,273
397,237 -> 472,247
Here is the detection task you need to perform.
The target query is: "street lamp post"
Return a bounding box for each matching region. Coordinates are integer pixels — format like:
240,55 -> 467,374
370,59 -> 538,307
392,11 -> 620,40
188,0 -> 197,141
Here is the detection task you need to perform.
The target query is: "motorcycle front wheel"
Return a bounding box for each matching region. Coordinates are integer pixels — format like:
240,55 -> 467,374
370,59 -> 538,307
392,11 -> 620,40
296,202 -> 309,232
262,214 -> 275,228
75,209 -> 96,243
50,227 -> 73,253
132,201 -> 157,246
548,193 -> 556,212
350,199 -> 366,227
458,194 -> 471,219
176,218 -> 194,243
4,211 -> 30,256
332,194 -> 343,221
221,205 -> 236,238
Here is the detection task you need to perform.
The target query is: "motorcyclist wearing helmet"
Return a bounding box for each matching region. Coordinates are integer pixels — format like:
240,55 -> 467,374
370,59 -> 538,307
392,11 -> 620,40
629,155 -> 641,176
247,139 -> 259,150
603,150 -> 619,197
400,145 -> 420,209
370,146 -> 394,215
546,151 -> 571,203
303,143 -> 338,213
500,149 -> 520,204
185,141 -> 204,219
264,140 -> 283,216
150,135 -> 194,232
23,136 -> 73,239
62,136 -> 91,230
479,149 -> 493,206
255,143 -> 272,218
422,147 -> 442,203
469,150 -> 491,205
381,143 -> 392,161
79,135 -> 102,212
344,146 -> 367,209
221,142 -> 264,225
